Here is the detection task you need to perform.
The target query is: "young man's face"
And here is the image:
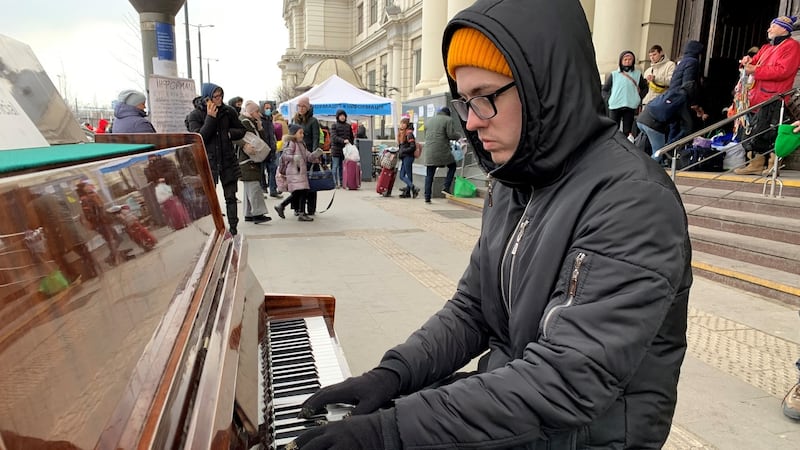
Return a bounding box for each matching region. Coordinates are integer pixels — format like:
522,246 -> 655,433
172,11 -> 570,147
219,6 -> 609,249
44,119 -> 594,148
454,66 -> 521,165
648,50 -> 662,64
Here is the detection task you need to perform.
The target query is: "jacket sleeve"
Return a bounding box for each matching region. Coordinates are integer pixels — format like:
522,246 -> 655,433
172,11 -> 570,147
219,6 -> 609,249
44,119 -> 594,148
386,180 -> 690,448
135,119 -> 156,133
663,61 -> 676,87
187,110 -> 218,144
601,72 -> 613,102
447,119 -> 463,140
638,74 -> 649,99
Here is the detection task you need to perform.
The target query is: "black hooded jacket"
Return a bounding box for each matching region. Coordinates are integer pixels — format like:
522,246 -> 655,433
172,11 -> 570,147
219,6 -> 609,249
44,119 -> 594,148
668,40 -> 704,104
185,83 -> 246,177
330,108 -> 354,158
377,1 -> 692,448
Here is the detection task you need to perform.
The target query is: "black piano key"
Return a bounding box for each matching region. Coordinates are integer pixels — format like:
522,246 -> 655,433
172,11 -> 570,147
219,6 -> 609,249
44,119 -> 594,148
274,384 -> 321,398
275,423 -> 318,442
272,354 -> 314,366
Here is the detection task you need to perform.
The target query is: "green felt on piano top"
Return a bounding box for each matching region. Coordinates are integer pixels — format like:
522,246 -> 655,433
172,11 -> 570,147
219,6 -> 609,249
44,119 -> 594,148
0,143 -> 154,175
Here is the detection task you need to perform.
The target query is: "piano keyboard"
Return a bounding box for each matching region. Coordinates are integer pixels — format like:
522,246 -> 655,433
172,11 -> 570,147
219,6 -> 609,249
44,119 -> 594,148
259,316 -> 350,449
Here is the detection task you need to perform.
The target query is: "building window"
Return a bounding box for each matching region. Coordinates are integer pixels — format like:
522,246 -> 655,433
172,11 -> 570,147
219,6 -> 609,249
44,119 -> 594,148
370,0 -> 378,25
367,69 -> 376,92
413,49 -> 422,85
357,4 -> 364,34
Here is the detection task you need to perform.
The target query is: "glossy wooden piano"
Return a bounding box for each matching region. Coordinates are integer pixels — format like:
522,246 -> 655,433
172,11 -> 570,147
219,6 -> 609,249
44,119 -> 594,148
0,133 -> 349,450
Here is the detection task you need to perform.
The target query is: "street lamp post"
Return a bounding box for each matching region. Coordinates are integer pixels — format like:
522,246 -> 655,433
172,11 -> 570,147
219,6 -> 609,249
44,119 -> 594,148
189,23 -> 214,86
204,58 -> 219,84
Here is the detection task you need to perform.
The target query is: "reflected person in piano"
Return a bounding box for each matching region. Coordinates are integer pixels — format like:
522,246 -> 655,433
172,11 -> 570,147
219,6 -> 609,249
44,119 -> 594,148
292,1 -> 692,449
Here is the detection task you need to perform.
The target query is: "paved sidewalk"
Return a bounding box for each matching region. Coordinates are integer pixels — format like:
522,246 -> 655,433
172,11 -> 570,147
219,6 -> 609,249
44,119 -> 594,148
239,181 -> 800,449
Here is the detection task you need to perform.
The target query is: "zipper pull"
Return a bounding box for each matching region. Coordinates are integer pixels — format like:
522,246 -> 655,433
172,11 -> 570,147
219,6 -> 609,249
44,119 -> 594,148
568,253 -> 586,297
487,176 -> 493,207
511,219 -> 529,255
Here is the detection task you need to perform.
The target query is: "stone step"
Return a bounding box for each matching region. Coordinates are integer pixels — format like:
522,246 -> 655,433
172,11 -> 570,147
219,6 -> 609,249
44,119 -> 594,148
688,225 -> 800,275
691,251 -> 800,307
673,171 -> 800,198
679,186 -> 800,217
684,203 -> 800,245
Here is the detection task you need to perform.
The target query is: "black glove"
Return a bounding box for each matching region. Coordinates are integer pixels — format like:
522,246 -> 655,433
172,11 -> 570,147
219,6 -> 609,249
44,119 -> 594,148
291,409 -> 400,450
298,368 -> 400,419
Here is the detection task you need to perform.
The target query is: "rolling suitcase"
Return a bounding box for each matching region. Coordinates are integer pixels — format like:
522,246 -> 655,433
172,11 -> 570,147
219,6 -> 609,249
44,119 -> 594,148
342,159 -> 361,190
376,167 -> 397,197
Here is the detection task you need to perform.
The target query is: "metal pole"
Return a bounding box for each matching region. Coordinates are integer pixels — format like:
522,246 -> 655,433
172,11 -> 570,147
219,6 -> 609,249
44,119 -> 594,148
207,58 -> 211,83
198,26 -> 204,86
184,1 -> 191,78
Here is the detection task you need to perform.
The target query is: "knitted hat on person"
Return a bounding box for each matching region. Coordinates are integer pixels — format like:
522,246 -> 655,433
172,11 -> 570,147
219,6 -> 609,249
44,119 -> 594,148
446,27 -> 512,80
118,89 -> 146,106
772,16 -> 797,34
288,124 -> 302,135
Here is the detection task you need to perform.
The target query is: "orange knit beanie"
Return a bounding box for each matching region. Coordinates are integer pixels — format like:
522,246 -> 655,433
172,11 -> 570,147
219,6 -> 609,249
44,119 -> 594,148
446,27 -> 512,79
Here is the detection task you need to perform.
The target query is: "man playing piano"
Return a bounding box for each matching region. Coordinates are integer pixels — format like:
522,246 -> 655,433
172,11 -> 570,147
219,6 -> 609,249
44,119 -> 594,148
291,0 -> 692,449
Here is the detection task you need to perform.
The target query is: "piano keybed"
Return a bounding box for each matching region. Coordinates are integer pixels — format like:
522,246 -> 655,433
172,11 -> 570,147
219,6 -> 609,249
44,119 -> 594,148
259,316 -> 350,449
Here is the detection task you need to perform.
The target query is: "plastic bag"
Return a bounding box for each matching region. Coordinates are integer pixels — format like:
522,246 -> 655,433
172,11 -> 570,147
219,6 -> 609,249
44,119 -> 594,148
451,141 -> 464,162
380,148 -> 398,169
155,181 -> 174,204
39,270 -> 69,296
774,124 -> 800,158
241,131 -> 271,162
343,143 -> 360,161
453,176 -> 477,198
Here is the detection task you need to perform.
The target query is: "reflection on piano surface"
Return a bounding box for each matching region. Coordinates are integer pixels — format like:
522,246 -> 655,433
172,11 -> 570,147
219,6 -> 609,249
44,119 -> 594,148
0,133 -> 349,449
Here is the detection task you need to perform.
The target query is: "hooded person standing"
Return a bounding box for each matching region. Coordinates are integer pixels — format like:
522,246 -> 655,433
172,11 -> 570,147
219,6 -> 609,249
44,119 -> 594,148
602,50 -> 648,141
422,106 -> 462,202
329,108 -> 354,188
112,89 -> 156,133
290,1 -> 691,449
665,40 -> 704,144
186,83 -> 246,235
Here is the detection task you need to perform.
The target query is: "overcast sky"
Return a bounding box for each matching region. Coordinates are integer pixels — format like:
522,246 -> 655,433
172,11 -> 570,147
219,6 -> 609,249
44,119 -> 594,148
0,0 -> 287,107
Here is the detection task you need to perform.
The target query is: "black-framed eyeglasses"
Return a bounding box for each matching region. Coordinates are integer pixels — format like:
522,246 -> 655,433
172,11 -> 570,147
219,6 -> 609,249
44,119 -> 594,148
450,81 -> 516,121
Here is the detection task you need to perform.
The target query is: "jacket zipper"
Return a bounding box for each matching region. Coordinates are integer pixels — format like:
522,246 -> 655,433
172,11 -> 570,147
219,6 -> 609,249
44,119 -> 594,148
500,196 -> 533,313
506,218 -> 529,311
487,176 -> 494,207
542,252 -> 586,339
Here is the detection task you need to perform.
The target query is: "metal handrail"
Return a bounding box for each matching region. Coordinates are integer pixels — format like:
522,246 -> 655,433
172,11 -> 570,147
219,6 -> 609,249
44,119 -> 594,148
653,87 -> 799,182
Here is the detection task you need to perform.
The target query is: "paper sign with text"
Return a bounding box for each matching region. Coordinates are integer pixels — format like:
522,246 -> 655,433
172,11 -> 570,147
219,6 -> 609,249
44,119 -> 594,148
148,75 -> 197,133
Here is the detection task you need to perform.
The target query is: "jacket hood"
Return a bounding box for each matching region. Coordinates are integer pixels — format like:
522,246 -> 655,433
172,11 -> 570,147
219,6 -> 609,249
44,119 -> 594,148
618,50 -> 636,71
201,82 -> 221,100
114,102 -> 146,119
442,0 -> 615,188
228,96 -> 243,107
683,40 -> 704,58
336,109 -> 348,120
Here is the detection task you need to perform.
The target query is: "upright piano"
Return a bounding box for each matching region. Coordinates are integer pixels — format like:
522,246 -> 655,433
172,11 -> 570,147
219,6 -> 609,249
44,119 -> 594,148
0,133 -> 350,450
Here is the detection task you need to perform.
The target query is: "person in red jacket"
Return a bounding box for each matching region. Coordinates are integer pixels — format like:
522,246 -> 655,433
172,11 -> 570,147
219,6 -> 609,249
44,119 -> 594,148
735,15 -> 800,175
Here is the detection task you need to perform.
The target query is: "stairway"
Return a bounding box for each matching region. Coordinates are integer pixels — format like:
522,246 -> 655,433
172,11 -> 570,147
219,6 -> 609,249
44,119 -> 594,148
675,171 -> 800,307
448,170 -> 800,307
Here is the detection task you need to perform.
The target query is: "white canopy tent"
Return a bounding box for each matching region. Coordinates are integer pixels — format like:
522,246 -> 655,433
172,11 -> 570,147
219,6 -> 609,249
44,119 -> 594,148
279,74 -> 398,133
